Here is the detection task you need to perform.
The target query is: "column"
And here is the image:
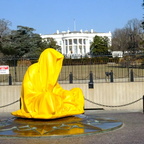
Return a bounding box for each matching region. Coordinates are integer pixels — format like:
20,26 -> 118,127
77,38 -> 79,55
81,38 -> 84,55
85,39 -> 89,53
67,38 -> 69,56
65,39 -> 68,55
62,39 -> 66,54
83,39 -> 86,55
72,38 -> 74,54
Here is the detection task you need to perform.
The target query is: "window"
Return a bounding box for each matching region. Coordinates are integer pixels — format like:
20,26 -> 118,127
65,40 -> 67,45
59,41 -> 62,45
84,46 -> 86,53
69,39 -> 72,45
74,39 -> 77,44
74,46 -> 77,54
79,39 -> 82,44
66,46 -> 68,54
83,39 -> 86,44
79,46 -> 82,53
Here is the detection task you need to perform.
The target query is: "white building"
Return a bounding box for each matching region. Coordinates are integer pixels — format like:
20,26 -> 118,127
111,51 -> 123,58
41,29 -> 112,58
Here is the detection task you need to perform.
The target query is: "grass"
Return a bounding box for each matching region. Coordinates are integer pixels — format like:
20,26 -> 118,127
60,63 -> 144,83
0,63 -> 144,84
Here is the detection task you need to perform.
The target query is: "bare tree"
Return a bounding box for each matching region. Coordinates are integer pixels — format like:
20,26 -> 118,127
111,28 -> 129,53
0,19 -> 11,42
111,19 -> 143,54
125,19 -> 143,53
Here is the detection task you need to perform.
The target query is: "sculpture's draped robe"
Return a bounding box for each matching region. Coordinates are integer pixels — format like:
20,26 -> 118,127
12,48 -> 84,119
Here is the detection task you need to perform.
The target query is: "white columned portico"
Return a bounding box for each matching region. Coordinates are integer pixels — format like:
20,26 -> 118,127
41,30 -> 112,58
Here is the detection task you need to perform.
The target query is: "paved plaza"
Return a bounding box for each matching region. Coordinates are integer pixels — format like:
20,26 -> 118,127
0,110 -> 144,144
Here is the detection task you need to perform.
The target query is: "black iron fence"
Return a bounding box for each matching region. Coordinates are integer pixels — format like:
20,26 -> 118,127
0,55 -> 144,85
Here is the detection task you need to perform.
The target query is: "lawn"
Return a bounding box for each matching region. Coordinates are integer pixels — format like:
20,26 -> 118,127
0,63 -> 144,84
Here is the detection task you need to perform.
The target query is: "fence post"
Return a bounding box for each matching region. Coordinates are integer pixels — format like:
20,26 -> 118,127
130,69 -> 134,82
143,95 -> 144,114
20,98 -> 21,109
9,74 -> 12,85
69,72 -> 73,83
89,71 -> 94,88
110,70 -> 114,82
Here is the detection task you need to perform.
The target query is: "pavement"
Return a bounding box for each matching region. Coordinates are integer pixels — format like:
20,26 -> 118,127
0,110 -> 144,144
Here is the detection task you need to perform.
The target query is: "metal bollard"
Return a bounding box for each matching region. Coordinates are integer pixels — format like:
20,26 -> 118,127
130,69 -> 134,82
143,95 -> 144,114
20,98 -> 21,109
9,74 -> 12,85
110,70 -> 114,82
89,71 -> 94,88
69,72 -> 73,83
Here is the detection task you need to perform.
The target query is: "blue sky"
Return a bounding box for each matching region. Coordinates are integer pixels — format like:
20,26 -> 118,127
0,0 -> 143,34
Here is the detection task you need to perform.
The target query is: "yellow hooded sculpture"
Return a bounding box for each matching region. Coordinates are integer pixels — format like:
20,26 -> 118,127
12,48 -> 84,119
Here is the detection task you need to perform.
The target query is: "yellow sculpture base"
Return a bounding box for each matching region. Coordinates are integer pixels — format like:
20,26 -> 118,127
0,115 -> 123,137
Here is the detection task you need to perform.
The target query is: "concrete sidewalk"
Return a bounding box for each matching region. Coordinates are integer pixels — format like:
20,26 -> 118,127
0,110 -> 144,144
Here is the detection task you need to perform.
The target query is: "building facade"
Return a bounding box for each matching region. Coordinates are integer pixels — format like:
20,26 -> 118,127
41,29 -> 112,58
